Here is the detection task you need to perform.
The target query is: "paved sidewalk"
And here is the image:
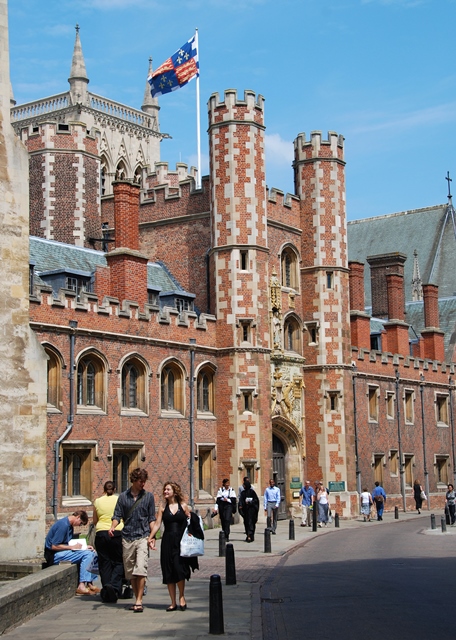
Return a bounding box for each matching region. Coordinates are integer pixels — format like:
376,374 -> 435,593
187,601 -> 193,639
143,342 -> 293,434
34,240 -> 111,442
3,510 -> 449,639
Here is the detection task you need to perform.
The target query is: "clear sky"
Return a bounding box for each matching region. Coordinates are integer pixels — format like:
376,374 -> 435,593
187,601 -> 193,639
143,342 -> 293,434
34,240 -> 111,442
8,0 -> 456,220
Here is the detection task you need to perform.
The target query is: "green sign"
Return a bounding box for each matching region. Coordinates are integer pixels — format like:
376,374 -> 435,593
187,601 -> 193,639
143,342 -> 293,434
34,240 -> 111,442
290,482 -> 302,489
291,477 -> 301,483
328,481 -> 345,492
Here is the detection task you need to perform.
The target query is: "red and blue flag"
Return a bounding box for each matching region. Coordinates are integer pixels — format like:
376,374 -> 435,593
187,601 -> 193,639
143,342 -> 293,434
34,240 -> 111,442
148,35 -> 199,98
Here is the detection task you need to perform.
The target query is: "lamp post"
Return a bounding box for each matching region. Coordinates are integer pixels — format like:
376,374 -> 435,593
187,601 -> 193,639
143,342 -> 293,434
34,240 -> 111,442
189,338 -> 196,509
395,367 -> 406,512
419,373 -> 430,509
351,363 -> 361,495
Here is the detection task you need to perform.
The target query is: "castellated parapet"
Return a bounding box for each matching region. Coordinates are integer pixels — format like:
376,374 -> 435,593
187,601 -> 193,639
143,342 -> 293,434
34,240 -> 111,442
293,130 -> 345,163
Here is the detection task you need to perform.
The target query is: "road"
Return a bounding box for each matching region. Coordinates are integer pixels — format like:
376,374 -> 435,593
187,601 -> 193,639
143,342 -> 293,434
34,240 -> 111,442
260,518 -> 455,640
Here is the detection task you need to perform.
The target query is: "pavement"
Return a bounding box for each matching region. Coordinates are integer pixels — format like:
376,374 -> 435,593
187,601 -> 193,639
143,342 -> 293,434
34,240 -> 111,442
3,508 -> 453,639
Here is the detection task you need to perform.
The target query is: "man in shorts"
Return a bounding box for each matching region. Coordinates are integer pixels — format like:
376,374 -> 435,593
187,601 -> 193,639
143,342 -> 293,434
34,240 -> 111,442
109,468 -> 155,612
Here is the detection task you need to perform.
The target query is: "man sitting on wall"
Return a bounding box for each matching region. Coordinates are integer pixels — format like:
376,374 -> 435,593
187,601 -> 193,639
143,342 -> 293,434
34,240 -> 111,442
45,510 -> 100,595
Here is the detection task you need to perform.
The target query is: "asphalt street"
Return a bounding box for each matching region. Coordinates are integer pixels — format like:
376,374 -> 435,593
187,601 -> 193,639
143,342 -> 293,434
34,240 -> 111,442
260,517 -> 455,640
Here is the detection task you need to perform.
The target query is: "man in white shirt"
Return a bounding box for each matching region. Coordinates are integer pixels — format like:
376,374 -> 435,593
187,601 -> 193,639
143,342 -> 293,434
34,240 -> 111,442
263,479 -> 281,534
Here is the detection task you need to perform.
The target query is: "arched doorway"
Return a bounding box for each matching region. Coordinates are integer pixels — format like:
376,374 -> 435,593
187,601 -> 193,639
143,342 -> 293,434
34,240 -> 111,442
273,435 -> 287,519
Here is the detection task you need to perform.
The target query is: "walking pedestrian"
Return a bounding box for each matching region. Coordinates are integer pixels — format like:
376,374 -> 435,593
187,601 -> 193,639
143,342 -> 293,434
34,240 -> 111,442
360,487 -> 373,521
371,481 -> 386,521
109,468 -> 156,613
299,480 -> 315,526
413,479 -> 423,514
316,482 -> 329,527
445,483 -> 456,525
214,478 -> 237,541
264,478 -> 281,534
239,479 -> 259,542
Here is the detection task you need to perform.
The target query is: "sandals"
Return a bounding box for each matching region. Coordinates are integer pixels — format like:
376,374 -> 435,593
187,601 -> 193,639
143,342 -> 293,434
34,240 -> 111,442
128,604 -> 143,612
76,587 -> 92,595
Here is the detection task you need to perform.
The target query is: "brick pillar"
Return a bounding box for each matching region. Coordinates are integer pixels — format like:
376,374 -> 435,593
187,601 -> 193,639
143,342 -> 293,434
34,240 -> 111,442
106,180 -> 148,307
294,130 -> 355,510
421,283 -> 444,361
384,272 -> 409,355
208,89 -> 271,488
349,261 -> 371,351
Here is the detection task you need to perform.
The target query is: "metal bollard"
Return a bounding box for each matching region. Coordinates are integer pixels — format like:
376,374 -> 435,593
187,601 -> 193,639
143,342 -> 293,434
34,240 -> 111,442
441,516 -> 447,533
225,543 -> 236,585
430,513 -> 436,530
289,519 -> 295,540
209,574 -> 224,635
312,504 -> 317,532
218,531 -> 226,558
394,506 -> 399,519
264,528 -> 272,553
335,513 -> 340,528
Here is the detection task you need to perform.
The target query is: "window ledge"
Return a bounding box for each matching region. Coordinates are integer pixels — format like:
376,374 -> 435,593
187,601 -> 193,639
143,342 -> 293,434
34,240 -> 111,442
160,410 -> 185,419
62,496 -> 92,508
47,405 -> 62,414
77,406 -> 107,415
121,408 -> 148,417
437,422 -> 449,428
197,411 -> 216,420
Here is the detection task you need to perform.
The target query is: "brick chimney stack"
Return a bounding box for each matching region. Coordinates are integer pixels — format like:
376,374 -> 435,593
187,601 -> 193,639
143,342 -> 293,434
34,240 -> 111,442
421,283 -> 444,361
383,271 -> 409,355
367,253 -> 407,319
105,180 -> 148,307
349,261 -> 371,350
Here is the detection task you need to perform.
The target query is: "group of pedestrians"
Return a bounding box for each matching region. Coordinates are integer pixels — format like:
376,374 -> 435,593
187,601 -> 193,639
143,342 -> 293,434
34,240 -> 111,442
298,480 -> 331,527
44,468 -> 203,613
360,482 -> 386,521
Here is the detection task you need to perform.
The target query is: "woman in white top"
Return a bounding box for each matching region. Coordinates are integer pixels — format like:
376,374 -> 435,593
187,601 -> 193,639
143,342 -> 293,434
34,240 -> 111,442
316,483 -> 329,527
360,487 -> 373,522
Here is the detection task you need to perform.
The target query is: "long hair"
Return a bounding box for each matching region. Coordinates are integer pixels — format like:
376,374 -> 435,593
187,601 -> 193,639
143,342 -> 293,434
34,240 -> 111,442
163,481 -> 186,504
103,480 -> 115,496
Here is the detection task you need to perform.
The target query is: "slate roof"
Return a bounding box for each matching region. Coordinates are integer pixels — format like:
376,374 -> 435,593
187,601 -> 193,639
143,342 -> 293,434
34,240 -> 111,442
348,203 -> 456,306
30,236 -> 186,295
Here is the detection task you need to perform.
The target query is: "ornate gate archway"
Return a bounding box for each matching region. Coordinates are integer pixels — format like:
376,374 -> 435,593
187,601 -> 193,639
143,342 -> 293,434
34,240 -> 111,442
272,417 -> 304,519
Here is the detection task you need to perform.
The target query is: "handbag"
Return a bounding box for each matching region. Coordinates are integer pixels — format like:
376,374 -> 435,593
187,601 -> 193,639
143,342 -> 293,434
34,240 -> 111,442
180,516 -> 204,557
420,490 -> 426,500
87,552 -> 99,575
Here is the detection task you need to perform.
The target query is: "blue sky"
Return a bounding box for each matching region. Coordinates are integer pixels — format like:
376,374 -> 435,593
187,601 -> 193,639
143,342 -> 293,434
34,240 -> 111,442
8,0 -> 456,220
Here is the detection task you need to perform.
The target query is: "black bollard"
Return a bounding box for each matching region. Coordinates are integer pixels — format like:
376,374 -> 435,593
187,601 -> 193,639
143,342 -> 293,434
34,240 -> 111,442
312,503 -> 317,532
430,513 -> 436,530
225,543 -> 236,585
445,507 -> 451,525
264,528 -> 271,553
335,513 -> 340,528
441,516 -> 447,533
394,506 -> 399,520
218,531 -> 226,558
289,519 -> 295,540
209,574 -> 224,635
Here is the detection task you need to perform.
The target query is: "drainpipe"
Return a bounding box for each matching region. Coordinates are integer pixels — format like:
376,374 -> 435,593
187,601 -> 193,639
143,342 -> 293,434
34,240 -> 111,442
395,367 -> 406,512
419,374 -> 430,509
449,376 -> 456,488
351,363 -> 361,495
189,338 -> 196,509
52,320 -> 78,519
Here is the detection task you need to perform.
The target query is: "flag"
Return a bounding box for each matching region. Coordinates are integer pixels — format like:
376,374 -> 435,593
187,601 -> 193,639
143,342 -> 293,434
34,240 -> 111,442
148,35 -> 199,98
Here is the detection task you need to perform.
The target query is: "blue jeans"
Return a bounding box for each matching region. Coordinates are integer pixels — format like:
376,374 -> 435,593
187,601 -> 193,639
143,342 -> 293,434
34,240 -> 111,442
52,549 -> 98,583
375,500 -> 384,519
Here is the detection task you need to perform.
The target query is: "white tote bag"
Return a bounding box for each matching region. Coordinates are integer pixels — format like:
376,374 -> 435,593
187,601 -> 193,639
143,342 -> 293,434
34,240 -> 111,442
180,516 -> 204,557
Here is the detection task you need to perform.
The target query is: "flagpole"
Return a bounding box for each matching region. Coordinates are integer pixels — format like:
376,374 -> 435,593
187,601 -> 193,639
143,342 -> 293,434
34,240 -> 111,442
195,28 -> 201,190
